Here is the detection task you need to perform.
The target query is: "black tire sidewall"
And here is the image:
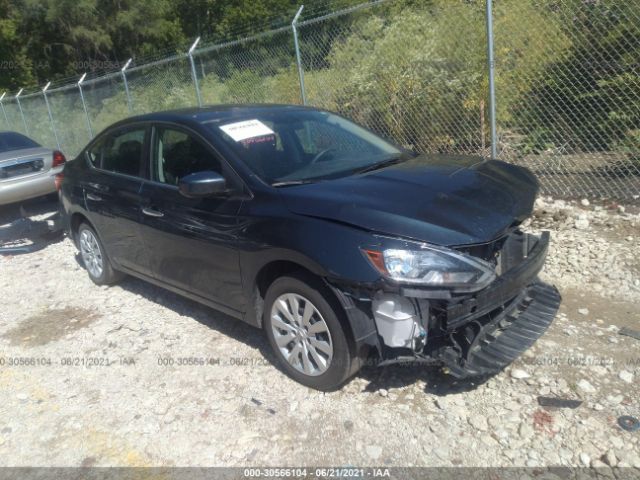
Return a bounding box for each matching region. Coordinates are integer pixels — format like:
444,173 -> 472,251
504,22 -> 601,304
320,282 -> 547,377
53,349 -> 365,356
263,273 -> 353,391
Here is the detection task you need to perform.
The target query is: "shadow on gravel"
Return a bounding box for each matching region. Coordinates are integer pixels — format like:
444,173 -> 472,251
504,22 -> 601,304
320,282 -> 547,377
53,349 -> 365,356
0,195 -> 64,254
109,273 -> 277,364
0,194 -> 59,224
358,363 -> 493,396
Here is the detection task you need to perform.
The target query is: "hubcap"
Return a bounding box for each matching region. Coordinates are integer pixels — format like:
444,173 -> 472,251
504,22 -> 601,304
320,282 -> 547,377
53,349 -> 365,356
270,293 -> 333,376
79,229 -> 103,278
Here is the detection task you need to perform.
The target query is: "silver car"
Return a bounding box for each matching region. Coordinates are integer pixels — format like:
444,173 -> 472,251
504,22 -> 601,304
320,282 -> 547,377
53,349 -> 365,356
0,131 -> 66,206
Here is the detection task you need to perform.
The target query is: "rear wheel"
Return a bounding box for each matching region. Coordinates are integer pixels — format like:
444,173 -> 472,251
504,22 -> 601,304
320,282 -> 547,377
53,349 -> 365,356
264,273 -> 356,391
77,223 -> 123,285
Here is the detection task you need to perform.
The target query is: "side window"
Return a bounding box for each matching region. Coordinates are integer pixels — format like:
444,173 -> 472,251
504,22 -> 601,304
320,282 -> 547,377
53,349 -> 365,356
153,128 -> 221,185
90,128 -> 146,176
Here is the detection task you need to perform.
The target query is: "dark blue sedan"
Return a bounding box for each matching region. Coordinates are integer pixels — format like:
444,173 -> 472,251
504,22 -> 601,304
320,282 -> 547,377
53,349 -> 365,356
59,105 -> 560,390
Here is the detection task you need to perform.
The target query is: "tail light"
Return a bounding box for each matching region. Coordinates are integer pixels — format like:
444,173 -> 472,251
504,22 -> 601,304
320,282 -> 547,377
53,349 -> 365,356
52,150 -> 66,168
54,173 -> 64,191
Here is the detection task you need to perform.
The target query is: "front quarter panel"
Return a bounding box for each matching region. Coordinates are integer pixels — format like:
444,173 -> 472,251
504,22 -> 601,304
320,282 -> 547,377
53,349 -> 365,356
239,206 -> 382,287
237,192 -> 384,298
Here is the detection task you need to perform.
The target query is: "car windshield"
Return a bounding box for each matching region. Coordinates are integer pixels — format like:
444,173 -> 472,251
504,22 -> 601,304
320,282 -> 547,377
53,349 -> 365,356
0,132 -> 40,154
205,109 -> 412,185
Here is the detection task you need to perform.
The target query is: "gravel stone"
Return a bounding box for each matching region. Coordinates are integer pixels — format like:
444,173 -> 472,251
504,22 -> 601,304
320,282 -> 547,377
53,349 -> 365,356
577,379 -> 596,393
579,453 -> 591,466
365,445 -> 382,460
618,371 -> 633,383
574,217 -> 589,230
510,369 -> 530,379
468,415 -> 489,432
603,449 -> 617,467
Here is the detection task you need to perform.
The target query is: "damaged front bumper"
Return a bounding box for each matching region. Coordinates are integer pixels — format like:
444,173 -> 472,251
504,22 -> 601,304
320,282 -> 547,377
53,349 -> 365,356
330,230 -> 561,378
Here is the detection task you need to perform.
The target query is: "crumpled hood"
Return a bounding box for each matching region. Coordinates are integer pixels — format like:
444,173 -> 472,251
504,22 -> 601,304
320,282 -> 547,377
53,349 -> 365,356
278,155 -> 539,246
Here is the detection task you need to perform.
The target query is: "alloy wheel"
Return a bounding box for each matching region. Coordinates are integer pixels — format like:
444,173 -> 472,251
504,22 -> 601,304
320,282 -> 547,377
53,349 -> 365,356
270,293 -> 334,376
79,229 -> 104,279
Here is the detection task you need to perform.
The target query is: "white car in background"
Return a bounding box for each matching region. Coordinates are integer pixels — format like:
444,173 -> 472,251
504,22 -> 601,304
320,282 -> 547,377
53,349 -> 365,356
0,131 -> 66,206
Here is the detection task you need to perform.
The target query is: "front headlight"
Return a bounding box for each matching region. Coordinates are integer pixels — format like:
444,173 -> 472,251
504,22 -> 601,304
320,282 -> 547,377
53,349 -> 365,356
362,244 -> 496,292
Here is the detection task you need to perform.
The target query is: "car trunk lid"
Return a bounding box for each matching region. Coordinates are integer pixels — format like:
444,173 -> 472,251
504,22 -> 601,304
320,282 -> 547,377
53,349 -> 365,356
0,147 -> 54,182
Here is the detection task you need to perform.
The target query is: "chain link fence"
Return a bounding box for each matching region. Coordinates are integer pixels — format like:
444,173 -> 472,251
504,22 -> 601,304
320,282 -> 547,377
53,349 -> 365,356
493,0 -> 640,200
1,0 -> 638,200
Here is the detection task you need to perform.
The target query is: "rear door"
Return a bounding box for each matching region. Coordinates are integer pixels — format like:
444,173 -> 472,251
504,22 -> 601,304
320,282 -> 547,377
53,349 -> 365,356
138,125 -> 246,312
83,125 -> 153,276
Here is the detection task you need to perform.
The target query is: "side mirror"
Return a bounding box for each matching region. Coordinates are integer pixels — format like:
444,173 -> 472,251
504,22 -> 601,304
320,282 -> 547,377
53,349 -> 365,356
178,171 -> 227,198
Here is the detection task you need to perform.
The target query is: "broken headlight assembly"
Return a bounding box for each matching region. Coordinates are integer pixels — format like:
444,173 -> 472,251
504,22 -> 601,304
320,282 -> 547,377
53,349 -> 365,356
362,242 -> 496,293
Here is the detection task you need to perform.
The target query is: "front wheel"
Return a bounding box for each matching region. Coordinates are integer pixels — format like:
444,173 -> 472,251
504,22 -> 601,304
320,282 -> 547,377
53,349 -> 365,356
263,273 -> 356,391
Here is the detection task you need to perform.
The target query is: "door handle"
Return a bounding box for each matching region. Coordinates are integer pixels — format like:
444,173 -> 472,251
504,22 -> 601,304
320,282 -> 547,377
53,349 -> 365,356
142,207 -> 164,218
87,182 -> 109,192
86,193 -> 102,201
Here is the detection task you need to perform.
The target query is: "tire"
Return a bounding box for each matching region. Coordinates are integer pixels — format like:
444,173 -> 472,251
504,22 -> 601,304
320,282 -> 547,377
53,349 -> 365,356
263,272 -> 356,391
77,223 -> 123,286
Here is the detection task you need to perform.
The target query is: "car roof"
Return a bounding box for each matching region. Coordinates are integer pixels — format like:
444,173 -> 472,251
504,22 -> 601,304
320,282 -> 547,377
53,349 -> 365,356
116,104 -> 318,127
0,131 -> 38,141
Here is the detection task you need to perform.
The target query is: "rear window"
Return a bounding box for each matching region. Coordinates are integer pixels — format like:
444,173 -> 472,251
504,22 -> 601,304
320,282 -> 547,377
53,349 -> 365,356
0,132 -> 40,153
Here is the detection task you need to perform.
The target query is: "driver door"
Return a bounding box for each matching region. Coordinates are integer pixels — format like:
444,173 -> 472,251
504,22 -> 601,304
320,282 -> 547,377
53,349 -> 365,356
137,125 -> 246,313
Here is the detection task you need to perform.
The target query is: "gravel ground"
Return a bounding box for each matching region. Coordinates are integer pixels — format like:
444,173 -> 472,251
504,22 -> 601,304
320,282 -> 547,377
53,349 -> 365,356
0,196 -> 639,469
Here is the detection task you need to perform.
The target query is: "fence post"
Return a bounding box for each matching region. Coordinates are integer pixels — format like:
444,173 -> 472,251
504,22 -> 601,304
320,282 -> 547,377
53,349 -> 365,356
485,0 -> 497,159
188,37 -> 203,107
121,58 -> 133,114
15,88 -> 29,135
77,73 -> 93,139
0,92 -> 8,128
292,5 -> 307,105
42,82 -> 61,151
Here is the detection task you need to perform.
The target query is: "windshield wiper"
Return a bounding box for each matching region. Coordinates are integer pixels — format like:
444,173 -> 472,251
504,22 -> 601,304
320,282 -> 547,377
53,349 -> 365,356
271,179 -> 318,187
353,155 -> 409,175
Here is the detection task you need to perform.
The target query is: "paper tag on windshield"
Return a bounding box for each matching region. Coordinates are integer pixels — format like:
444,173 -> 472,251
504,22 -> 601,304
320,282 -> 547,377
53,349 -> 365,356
219,119 -> 274,142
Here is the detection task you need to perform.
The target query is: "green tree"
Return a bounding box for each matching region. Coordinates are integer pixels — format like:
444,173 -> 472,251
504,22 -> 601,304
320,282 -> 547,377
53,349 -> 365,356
0,0 -> 34,89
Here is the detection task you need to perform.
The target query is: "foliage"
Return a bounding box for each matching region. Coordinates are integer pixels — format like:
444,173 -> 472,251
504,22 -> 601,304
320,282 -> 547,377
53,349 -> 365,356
304,0 -> 570,153
0,0 -> 365,90
512,0 -> 640,158
0,0 -> 34,88
1,0 -> 637,173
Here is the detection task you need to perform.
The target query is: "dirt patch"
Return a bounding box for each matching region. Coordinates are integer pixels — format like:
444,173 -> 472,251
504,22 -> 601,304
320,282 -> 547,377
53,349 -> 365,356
2,307 -> 100,347
560,287 -> 640,330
